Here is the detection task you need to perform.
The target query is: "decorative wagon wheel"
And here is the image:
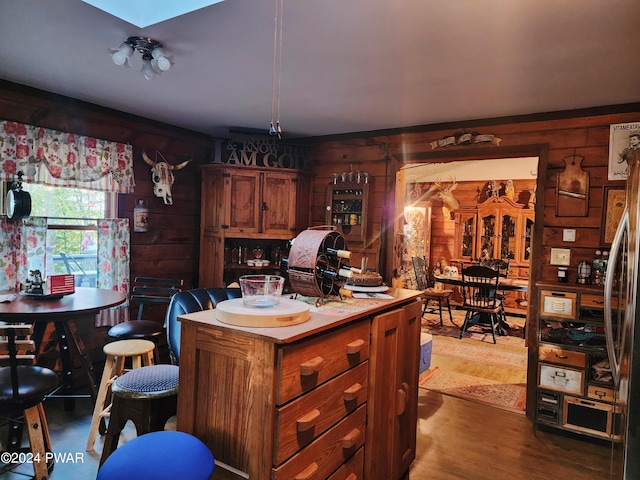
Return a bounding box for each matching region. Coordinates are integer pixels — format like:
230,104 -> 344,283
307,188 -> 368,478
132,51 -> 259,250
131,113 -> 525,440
287,226 -> 349,298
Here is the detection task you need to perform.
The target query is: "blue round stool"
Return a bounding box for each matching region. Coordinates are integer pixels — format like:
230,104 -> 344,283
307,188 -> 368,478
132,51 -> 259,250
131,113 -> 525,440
97,430 -> 214,480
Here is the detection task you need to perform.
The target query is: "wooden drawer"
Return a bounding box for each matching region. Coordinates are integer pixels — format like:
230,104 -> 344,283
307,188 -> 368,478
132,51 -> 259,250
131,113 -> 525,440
538,363 -> 584,395
272,405 -> 366,480
277,319 -> 370,405
581,293 -> 618,311
587,385 -> 614,403
540,290 -> 577,320
538,345 -> 586,368
274,362 -> 368,465
327,446 -> 364,480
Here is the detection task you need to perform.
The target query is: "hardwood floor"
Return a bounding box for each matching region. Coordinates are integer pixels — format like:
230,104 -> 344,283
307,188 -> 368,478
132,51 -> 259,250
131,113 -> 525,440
411,388 -> 612,480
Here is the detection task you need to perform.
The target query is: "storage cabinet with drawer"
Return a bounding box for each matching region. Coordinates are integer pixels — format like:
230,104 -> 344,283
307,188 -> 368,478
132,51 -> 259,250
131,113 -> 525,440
176,288 -> 422,480
535,284 -> 615,440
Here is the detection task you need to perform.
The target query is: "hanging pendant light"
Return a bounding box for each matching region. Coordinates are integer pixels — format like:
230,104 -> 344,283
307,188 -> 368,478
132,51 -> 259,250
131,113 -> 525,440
269,0 -> 284,138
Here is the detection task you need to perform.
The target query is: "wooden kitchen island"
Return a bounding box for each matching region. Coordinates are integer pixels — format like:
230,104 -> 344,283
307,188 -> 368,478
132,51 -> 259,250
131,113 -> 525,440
176,288 -> 423,480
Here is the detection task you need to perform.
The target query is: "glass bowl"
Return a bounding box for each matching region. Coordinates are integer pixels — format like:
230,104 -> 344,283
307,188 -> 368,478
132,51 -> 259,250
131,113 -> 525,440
239,275 -> 285,308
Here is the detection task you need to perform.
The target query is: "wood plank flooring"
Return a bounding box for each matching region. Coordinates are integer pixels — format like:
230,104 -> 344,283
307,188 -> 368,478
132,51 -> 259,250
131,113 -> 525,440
410,389 -> 612,480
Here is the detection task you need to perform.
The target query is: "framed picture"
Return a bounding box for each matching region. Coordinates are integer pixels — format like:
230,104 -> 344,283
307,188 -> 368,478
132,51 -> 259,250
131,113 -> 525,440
600,186 -> 626,246
609,122 -> 640,181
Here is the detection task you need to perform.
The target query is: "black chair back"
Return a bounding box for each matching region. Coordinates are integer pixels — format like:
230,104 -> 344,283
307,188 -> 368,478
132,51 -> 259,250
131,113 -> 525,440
165,288 -> 242,365
460,265 -> 501,310
131,277 -> 184,320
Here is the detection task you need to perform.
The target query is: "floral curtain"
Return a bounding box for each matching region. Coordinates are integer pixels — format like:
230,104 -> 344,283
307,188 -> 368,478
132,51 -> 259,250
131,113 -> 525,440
0,120 -> 134,193
95,218 -> 130,327
0,217 -> 47,291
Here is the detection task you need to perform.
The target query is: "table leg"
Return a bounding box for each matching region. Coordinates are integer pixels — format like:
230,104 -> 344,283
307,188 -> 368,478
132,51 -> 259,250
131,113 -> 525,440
54,322 -> 75,411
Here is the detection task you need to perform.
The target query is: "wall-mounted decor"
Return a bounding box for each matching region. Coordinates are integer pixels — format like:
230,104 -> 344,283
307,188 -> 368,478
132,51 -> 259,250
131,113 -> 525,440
609,122 -> 640,181
429,130 -> 502,150
601,186 -> 626,246
555,153 -> 589,217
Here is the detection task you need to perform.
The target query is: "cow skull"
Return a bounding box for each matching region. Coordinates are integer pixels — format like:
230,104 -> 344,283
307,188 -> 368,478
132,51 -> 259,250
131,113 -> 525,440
142,150 -> 191,205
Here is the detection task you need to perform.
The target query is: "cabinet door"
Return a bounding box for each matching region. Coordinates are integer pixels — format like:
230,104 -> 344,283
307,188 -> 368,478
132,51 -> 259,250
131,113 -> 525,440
478,210 -> 498,260
201,168 -> 225,236
262,172 -> 297,235
454,210 -> 477,260
520,213 -> 534,263
226,171 -> 260,235
366,300 -> 422,480
499,212 -> 518,260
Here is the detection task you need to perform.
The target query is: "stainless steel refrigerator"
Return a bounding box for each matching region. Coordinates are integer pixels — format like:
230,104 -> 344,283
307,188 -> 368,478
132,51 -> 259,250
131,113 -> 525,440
605,148 -> 640,479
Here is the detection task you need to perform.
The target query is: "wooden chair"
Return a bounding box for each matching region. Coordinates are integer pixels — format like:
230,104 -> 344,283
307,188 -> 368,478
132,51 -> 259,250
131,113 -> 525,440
0,325 -> 59,479
108,277 -> 183,362
411,256 -> 454,326
458,264 -> 502,344
480,258 -> 511,325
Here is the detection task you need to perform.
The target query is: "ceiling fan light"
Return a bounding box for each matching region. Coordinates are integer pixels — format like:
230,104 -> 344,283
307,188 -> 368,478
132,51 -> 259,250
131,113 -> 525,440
155,55 -> 171,71
141,59 -> 156,80
112,42 -> 133,66
151,47 -> 166,60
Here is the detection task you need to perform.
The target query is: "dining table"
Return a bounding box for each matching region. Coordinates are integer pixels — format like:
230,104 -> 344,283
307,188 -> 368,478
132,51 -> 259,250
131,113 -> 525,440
434,274 -> 529,335
0,287 -> 127,410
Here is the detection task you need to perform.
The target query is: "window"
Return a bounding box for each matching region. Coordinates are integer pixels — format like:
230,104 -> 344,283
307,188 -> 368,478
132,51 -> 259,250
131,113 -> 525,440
26,182 -> 117,287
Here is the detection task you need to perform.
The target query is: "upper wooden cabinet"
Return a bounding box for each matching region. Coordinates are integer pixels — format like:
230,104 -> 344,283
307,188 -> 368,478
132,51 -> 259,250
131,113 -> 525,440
199,165 -> 310,287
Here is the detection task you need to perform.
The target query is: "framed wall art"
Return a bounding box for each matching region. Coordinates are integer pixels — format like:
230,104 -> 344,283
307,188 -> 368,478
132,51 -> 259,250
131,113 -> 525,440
600,186 -> 626,246
609,122 -> 640,181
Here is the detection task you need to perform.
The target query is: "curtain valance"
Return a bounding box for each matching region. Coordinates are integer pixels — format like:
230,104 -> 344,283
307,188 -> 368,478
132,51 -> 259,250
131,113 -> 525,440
0,120 -> 135,193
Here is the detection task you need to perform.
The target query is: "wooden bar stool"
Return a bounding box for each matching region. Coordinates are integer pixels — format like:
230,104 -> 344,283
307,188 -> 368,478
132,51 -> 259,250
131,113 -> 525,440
86,339 -> 155,452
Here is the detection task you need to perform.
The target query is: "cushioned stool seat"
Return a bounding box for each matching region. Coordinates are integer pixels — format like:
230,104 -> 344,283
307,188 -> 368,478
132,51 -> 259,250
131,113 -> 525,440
99,364 -> 179,466
97,430 -> 214,480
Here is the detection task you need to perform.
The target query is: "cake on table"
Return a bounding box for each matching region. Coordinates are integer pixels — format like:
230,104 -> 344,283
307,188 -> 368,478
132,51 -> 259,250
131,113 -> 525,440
346,271 -> 383,287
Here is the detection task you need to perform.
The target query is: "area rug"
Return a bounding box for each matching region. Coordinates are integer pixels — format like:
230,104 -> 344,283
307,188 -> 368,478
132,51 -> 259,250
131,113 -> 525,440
421,309 -> 526,347
430,335 -> 527,370
419,366 -> 527,414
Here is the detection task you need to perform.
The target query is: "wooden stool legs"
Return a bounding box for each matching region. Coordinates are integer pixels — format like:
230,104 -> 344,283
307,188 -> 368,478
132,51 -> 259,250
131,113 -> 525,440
86,340 -> 155,452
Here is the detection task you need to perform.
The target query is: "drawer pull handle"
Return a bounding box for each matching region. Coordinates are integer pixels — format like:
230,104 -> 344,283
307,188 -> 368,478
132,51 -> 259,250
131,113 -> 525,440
294,462 -> 318,480
554,353 -> 569,359
341,427 -> 361,449
300,356 -> 324,376
593,390 -> 607,399
296,409 -> 321,432
396,382 -> 408,415
343,382 -> 363,401
345,475 -> 358,480
346,339 -> 366,355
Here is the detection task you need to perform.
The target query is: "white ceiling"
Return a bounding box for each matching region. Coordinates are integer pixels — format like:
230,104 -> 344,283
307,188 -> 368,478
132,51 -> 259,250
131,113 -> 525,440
1,0 -> 639,139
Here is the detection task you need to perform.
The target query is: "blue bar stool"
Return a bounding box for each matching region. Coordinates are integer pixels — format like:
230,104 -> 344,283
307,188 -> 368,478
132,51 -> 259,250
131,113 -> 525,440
97,430 -> 214,480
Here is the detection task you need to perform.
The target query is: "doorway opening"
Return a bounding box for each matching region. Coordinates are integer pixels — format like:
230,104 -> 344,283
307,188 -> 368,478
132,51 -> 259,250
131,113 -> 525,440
396,155 -> 539,414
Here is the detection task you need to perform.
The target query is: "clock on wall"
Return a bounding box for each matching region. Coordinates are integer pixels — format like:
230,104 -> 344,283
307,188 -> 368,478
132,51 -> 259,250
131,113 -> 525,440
5,172 -> 31,222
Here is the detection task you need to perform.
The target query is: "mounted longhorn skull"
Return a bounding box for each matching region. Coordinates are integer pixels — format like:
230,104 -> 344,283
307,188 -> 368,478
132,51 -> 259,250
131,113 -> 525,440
142,150 -> 192,205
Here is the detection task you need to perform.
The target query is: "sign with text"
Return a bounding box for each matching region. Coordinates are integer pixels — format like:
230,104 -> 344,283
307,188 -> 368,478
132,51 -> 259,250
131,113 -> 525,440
212,137 -> 309,170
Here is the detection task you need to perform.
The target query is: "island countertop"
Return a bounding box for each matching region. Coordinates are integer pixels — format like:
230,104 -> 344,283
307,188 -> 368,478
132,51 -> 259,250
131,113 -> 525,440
177,287 -> 422,344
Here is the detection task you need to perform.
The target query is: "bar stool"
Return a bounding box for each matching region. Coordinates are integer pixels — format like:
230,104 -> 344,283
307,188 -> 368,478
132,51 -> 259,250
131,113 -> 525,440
86,339 -> 155,452
97,431 -> 214,480
99,364 -> 179,466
